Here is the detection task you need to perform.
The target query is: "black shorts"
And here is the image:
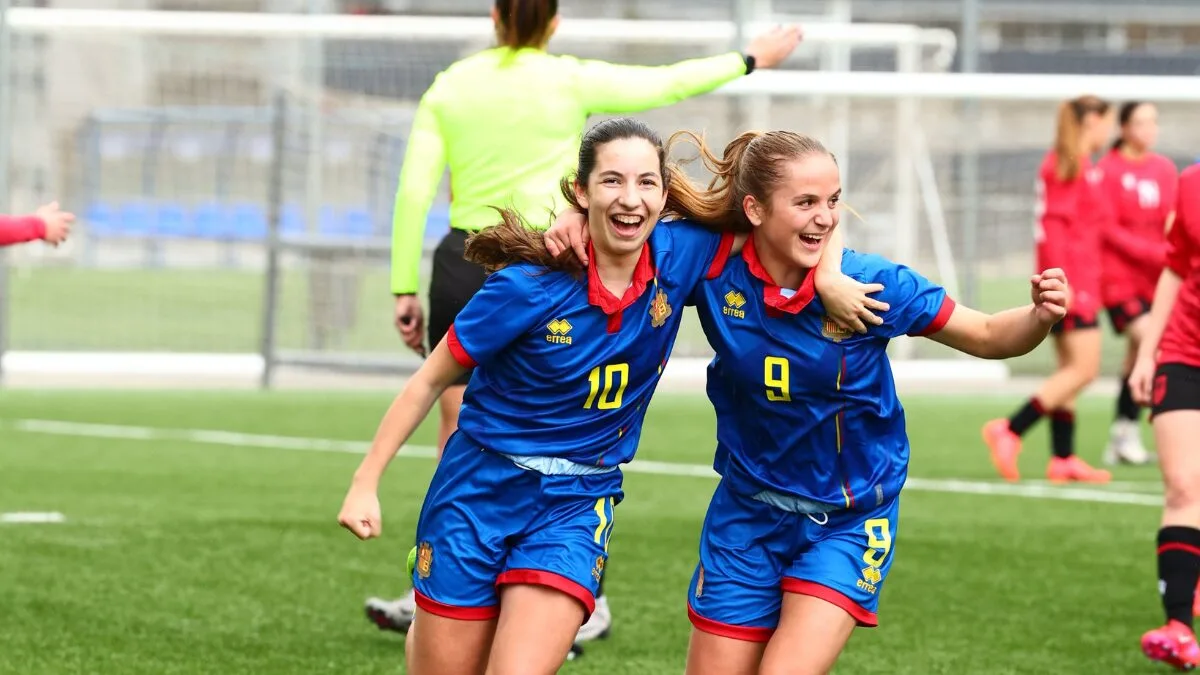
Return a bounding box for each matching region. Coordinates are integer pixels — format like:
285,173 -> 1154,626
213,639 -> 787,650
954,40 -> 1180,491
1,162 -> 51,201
1050,312 -> 1101,335
1152,363 -> 1200,418
1106,297 -> 1152,335
428,229 -> 488,387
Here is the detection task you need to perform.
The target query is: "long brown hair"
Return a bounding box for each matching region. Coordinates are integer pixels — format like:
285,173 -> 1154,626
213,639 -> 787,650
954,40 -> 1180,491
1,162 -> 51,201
1054,95 -> 1111,181
494,0 -> 557,49
465,121 -> 830,275
662,130 -> 835,233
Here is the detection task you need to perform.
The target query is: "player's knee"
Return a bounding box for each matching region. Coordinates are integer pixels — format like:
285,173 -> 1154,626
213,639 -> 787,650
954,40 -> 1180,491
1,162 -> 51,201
1163,468 -> 1200,517
1066,360 -> 1100,389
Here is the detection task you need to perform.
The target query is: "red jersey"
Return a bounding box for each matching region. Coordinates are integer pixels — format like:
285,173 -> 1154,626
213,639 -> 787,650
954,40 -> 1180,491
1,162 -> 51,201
1098,150 -> 1178,305
1035,151 -> 1105,320
1158,165 -> 1200,369
0,214 -> 46,246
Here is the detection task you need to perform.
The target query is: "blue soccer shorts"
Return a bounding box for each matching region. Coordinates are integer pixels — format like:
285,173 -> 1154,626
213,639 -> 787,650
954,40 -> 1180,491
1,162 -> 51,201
687,478 -> 900,642
410,432 -> 620,622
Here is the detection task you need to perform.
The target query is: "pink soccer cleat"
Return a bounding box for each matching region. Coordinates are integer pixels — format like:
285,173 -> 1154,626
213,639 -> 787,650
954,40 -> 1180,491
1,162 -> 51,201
982,419 -> 1022,482
1143,620 -> 1200,671
1046,455 -> 1112,484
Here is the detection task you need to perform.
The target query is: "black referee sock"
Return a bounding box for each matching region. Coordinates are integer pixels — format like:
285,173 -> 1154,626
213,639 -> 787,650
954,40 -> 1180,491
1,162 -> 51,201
1008,398 -> 1046,437
1050,410 -> 1075,459
1158,526 -> 1200,628
1117,378 -> 1142,422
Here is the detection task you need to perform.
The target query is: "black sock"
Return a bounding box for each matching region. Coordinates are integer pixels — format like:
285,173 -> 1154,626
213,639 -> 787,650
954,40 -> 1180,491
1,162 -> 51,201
1117,379 -> 1142,422
1008,398 -> 1045,437
1050,410 -> 1075,459
1158,527 -> 1200,628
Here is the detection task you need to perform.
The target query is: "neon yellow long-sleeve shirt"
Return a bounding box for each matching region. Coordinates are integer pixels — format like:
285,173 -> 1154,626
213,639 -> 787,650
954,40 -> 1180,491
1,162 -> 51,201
389,48 -> 748,295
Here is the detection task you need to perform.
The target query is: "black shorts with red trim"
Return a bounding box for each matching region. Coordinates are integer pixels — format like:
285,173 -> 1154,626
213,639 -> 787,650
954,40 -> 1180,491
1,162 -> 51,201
1152,363 -> 1200,418
411,431 -> 620,622
1050,312 -> 1101,335
428,229 -> 489,387
1106,297 -> 1152,335
686,479 -> 895,642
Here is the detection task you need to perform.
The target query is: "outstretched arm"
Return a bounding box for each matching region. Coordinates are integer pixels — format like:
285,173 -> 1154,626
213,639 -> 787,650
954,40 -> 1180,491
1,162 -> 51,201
924,269 -> 1068,359
337,338 -> 467,540
573,26 -> 801,114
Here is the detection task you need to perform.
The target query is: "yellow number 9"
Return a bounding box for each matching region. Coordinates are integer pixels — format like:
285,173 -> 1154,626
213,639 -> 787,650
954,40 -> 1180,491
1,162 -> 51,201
862,518 -> 892,568
764,356 -> 790,402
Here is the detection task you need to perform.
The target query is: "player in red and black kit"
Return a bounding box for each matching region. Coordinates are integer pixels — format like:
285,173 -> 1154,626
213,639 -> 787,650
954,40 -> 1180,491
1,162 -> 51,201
1098,101 -> 1179,466
982,95 -> 1114,483
1129,163 -> 1200,671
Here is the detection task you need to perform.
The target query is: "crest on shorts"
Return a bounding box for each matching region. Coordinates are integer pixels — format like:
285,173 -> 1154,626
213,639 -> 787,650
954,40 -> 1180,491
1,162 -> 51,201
821,315 -> 852,342
591,555 -> 606,583
649,288 -> 672,328
862,565 -> 882,585
694,565 -> 705,598
416,541 -> 433,579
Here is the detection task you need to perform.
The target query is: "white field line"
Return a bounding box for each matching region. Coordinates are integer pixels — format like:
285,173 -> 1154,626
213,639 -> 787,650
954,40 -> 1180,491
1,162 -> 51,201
4,419 -> 1164,508
0,511 -> 66,524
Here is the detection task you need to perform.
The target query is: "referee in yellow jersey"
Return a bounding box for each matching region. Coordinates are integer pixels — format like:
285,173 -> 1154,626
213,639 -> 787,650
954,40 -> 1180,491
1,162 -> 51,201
374,0 -> 802,645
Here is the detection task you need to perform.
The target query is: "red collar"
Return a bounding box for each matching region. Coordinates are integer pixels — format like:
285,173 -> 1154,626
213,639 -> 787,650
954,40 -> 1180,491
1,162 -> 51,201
586,241 -> 656,315
742,235 -> 816,314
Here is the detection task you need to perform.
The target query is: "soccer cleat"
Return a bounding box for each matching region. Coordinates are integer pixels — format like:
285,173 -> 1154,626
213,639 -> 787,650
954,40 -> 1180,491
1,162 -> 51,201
1046,455 -> 1112,484
1103,419 -> 1154,465
982,419 -> 1022,482
575,595 -> 612,642
1142,620 -> 1200,670
365,590 -> 416,633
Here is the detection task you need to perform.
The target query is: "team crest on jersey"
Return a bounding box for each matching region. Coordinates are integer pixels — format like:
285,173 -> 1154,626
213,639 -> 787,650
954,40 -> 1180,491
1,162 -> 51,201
722,290 -> 746,319
591,555 -> 606,583
858,565 -> 881,595
821,315 -> 853,342
649,288 -> 672,328
416,541 -> 433,579
546,318 -> 573,345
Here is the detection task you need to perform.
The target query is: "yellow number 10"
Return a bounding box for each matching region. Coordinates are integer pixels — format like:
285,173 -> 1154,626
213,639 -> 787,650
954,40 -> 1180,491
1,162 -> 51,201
585,363 -> 629,410
764,356 -> 790,402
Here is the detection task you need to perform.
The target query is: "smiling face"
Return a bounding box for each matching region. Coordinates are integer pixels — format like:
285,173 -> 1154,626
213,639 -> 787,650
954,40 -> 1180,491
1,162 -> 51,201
574,136 -> 667,261
743,153 -> 841,287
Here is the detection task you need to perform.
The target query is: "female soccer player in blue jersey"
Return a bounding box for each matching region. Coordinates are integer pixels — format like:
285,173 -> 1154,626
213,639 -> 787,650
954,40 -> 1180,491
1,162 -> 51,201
338,118 -> 880,675
376,0 -> 802,637
548,129 -> 1070,674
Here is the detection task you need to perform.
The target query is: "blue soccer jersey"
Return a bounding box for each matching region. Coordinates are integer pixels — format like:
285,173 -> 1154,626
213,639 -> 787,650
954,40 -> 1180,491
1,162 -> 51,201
692,234 -> 955,508
445,220 -> 727,467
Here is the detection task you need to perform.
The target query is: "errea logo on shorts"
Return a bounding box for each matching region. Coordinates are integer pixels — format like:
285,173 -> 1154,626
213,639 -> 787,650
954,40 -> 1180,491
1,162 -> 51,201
723,290 -> 746,319
546,318 -> 573,345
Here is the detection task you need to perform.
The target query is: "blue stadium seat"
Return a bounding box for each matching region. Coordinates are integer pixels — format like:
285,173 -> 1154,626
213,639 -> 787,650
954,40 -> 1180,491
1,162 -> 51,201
156,203 -> 190,238
118,202 -> 157,237
85,202 -> 118,237
426,204 -> 451,241
340,207 -> 374,237
230,203 -> 268,240
192,203 -> 225,239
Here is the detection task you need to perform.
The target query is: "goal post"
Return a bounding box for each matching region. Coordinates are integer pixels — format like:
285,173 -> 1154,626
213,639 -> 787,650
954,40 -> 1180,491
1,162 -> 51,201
3,7 -> 1196,387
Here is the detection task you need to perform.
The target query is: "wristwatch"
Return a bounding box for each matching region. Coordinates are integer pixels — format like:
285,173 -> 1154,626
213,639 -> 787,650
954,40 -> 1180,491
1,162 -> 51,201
743,53 -> 757,74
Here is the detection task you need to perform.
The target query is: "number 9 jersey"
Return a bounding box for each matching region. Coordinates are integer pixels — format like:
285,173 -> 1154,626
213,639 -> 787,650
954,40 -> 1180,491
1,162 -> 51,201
684,232 -> 954,636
